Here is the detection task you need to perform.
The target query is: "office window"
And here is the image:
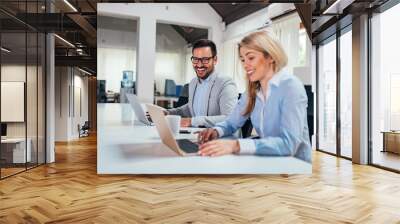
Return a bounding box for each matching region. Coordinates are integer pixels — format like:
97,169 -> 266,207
371,3 -> 400,171
318,37 -> 337,154
340,28 -> 352,158
298,27 -> 307,66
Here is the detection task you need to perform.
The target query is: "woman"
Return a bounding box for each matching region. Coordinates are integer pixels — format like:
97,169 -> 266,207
197,31 -> 311,163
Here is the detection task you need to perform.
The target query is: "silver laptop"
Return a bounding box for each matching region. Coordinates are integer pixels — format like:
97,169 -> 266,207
146,104 -> 199,156
126,93 -> 153,125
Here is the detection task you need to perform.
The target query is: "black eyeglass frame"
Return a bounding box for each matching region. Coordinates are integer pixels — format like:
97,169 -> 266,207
190,56 -> 216,64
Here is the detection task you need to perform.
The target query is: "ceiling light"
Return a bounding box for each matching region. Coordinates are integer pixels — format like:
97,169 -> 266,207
78,67 -> 92,76
322,0 -> 355,15
63,0 -> 78,12
1,47 -> 11,53
54,34 -> 75,48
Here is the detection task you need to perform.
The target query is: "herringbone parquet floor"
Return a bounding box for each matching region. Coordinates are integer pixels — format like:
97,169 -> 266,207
1,135 -> 400,223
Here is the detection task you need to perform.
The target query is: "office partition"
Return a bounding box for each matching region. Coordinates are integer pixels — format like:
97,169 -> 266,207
0,1 -> 46,179
370,2 -> 400,172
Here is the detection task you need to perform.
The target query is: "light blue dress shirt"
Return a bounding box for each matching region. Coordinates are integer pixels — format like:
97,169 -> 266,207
214,70 -> 311,162
192,73 -> 214,126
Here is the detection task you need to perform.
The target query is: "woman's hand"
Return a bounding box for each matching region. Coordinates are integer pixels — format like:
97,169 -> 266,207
197,128 -> 219,144
198,140 -> 240,157
180,118 -> 192,127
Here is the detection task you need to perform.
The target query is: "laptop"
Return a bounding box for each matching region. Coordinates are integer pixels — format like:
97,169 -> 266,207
146,104 -> 199,156
126,93 -> 153,125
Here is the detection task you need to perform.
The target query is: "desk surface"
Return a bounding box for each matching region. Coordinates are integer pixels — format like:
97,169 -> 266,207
381,131 -> 400,134
154,95 -> 179,101
97,103 -> 312,174
1,138 -> 27,143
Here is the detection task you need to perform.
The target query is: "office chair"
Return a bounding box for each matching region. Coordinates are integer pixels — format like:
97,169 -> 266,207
304,85 -> 313,142
164,79 -> 177,96
174,83 -> 189,108
79,121 -> 90,138
238,93 -> 254,138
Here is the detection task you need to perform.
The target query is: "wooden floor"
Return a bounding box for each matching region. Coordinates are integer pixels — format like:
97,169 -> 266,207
0,167 -> 26,178
1,135 -> 400,223
372,150 -> 400,171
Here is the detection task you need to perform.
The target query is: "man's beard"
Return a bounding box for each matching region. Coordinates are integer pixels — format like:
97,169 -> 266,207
195,67 -> 214,80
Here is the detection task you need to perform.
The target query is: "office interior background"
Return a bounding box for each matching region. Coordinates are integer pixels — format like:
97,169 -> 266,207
1,0 -> 400,222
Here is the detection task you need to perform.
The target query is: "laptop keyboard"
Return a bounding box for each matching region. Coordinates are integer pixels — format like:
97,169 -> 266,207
176,139 -> 199,153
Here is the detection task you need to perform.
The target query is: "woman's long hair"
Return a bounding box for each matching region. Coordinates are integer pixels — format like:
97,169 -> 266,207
239,31 -> 288,116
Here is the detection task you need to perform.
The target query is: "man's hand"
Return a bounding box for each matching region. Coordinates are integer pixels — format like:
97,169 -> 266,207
180,118 -> 192,127
198,140 -> 240,157
197,128 -> 219,144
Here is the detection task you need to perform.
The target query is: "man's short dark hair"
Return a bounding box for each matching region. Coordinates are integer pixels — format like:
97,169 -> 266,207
192,39 -> 217,57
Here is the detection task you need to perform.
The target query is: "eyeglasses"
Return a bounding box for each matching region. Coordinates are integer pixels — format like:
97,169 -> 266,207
190,56 -> 214,64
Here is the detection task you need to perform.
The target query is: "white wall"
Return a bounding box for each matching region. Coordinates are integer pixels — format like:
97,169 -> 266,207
55,67 -> 69,141
73,74 -> 89,137
1,65 -> 27,138
1,65 -> 40,136
55,67 -> 89,141
98,3 -> 223,103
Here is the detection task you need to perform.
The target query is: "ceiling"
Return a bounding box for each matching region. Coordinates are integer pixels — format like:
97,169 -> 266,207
311,0 -> 391,44
210,3 -> 269,25
0,1 -> 306,75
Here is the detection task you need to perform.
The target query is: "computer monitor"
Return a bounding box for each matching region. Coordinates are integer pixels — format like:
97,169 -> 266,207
1,123 -> 7,137
164,79 -> 176,96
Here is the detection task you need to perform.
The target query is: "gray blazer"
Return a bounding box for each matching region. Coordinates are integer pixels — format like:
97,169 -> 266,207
167,73 -> 238,127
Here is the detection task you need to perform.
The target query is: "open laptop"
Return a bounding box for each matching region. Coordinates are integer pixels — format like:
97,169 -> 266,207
126,93 -> 153,125
146,104 -> 199,156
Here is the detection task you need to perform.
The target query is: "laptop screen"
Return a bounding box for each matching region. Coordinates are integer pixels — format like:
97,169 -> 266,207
1,123 -> 7,137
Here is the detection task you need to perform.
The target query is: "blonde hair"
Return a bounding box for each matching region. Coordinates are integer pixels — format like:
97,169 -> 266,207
238,30 -> 288,116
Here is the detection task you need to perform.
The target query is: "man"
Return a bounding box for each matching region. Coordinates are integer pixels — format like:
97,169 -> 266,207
166,39 -> 237,128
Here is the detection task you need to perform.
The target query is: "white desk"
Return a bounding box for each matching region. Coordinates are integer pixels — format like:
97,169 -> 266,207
97,103 -> 312,174
1,138 -> 31,163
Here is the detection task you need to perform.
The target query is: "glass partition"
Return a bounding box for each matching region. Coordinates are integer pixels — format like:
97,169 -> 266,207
339,28 -> 352,158
27,30 -> 38,169
1,29 -> 28,178
370,3 -> 400,171
0,1 -> 46,179
317,37 -> 337,155
38,32 -> 45,165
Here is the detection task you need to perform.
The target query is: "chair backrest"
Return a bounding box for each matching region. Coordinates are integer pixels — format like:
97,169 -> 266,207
180,83 -> 189,97
164,79 -> 176,96
238,93 -> 253,138
173,83 -> 189,108
304,85 -> 313,142
174,96 -> 188,108
82,121 -> 90,130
